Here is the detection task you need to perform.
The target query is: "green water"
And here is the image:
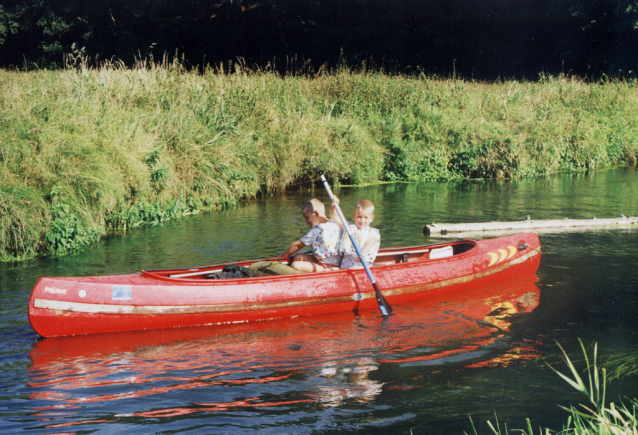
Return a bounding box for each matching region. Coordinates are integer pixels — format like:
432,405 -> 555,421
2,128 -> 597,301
1,168 -> 637,434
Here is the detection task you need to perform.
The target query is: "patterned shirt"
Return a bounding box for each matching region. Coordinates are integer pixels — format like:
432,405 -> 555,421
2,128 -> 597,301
339,224 -> 380,269
300,221 -> 343,266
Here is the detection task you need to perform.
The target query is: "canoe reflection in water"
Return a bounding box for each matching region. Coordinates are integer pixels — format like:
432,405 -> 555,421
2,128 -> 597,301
27,274 -> 540,429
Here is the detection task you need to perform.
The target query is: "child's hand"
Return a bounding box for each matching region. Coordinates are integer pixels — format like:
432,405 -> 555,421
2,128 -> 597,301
329,195 -> 345,228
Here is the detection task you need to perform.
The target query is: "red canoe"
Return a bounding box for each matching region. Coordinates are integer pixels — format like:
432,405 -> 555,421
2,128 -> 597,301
28,232 -> 541,337
28,275 -> 540,413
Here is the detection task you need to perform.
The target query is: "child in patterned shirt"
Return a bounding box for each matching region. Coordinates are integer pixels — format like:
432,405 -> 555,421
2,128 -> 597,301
331,197 -> 380,269
282,198 -> 343,272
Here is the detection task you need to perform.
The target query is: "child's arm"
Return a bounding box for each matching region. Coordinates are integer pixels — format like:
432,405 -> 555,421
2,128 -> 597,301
282,240 -> 306,258
329,195 -> 345,229
360,234 -> 380,256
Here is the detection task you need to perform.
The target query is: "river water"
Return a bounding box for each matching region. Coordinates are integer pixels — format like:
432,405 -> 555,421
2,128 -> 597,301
1,169 -> 638,434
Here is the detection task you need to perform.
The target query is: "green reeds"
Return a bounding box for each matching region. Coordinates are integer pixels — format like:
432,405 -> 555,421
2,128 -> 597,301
468,340 -> 638,435
548,340 -> 637,435
2,60 -> 638,260
605,353 -> 638,382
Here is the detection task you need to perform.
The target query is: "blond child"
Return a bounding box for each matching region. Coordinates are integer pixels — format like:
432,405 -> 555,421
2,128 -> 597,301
281,198 -> 343,272
331,198 -> 380,269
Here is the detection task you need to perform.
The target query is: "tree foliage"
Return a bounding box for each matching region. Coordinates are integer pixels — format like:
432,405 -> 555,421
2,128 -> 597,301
1,0 -> 638,79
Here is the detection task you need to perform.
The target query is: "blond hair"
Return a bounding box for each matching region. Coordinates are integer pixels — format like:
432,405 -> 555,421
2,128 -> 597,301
301,198 -> 326,216
355,199 -> 375,214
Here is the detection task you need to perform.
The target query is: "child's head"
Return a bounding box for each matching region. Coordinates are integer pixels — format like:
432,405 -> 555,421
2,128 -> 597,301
353,199 -> 375,229
301,199 -> 326,227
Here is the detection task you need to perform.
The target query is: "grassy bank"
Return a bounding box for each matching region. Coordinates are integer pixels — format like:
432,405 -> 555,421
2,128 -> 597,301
2,61 -> 638,260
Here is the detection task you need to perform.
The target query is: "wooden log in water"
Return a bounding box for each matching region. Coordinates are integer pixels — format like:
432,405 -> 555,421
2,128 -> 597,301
424,215 -> 638,236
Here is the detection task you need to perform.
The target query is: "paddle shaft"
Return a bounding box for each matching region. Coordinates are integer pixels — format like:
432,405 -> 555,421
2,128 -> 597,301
316,170 -> 393,317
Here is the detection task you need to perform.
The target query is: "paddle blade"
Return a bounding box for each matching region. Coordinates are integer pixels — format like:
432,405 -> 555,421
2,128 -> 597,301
373,283 -> 393,317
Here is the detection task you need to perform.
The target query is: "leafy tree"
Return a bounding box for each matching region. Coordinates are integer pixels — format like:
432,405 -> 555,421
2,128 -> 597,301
0,0 -> 637,78
570,0 -> 638,74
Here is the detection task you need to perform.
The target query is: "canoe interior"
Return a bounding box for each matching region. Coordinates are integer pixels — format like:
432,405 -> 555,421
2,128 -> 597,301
142,240 -> 477,281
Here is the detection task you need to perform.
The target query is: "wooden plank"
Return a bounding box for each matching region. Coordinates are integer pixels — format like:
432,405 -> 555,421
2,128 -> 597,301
424,215 -> 638,235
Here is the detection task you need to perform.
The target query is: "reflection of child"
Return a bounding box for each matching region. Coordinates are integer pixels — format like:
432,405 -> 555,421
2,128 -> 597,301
281,198 -> 342,272
317,357 -> 382,407
333,198 -> 380,269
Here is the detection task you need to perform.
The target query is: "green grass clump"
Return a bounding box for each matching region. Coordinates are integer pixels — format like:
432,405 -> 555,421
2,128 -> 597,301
2,59 -> 638,260
468,340 -> 638,435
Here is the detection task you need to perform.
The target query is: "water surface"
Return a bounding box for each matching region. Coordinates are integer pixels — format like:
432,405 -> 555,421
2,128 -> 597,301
1,168 -> 637,434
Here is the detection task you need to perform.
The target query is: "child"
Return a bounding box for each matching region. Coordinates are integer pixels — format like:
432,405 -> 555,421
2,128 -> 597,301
333,198 -> 380,269
281,198 -> 343,272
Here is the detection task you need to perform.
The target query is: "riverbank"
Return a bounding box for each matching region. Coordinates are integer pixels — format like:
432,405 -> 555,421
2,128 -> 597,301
2,62 -> 638,260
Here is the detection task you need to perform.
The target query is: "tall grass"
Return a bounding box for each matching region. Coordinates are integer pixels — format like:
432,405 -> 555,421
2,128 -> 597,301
2,59 -> 638,260
468,340 -> 638,435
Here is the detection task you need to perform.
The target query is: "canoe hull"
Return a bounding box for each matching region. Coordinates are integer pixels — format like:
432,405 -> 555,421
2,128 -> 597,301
29,233 -> 541,337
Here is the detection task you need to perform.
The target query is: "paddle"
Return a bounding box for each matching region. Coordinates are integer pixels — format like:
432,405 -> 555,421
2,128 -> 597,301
316,169 -> 393,317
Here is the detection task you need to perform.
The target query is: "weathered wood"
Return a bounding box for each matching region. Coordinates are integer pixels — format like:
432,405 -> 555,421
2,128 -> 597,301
424,215 -> 638,236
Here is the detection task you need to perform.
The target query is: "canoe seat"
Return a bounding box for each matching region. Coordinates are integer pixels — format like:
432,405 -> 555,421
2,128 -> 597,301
430,246 -> 453,259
